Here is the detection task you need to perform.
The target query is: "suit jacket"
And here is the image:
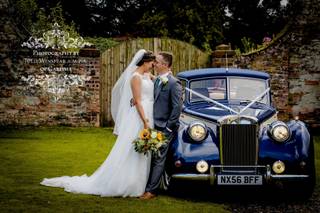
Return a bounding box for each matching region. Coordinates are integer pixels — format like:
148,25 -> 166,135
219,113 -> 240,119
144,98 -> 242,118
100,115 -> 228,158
153,74 -> 183,133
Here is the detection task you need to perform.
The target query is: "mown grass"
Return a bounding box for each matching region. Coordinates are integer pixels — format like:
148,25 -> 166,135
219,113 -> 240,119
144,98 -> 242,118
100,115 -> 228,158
0,127 -> 229,213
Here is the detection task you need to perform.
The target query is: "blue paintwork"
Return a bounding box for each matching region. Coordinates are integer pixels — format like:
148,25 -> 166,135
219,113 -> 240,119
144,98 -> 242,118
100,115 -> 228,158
171,124 -> 220,171
170,117 -> 312,175
183,101 -> 276,124
258,120 -> 311,173
168,68 -> 313,181
177,68 -> 270,80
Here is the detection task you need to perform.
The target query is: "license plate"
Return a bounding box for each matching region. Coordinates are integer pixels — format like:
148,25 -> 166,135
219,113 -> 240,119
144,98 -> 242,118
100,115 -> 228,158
217,175 -> 263,185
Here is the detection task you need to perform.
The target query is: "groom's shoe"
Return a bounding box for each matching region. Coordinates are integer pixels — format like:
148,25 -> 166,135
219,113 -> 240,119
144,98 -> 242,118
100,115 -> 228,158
139,192 -> 148,199
140,192 -> 156,200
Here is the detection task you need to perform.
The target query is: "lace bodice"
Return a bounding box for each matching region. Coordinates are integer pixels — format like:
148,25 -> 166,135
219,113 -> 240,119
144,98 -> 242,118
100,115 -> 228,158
132,72 -> 154,102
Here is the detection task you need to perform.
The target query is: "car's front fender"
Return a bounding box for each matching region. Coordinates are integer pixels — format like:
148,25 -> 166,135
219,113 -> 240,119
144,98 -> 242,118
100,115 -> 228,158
169,124 -> 220,169
259,120 -> 312,167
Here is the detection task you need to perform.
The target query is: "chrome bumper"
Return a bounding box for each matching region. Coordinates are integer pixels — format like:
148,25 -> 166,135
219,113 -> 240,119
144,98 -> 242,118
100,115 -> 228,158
171,165 -> 309,184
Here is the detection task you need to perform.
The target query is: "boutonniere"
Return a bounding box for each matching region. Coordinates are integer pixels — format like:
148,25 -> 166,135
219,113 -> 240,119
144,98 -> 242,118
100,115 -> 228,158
160,76 -> 169,85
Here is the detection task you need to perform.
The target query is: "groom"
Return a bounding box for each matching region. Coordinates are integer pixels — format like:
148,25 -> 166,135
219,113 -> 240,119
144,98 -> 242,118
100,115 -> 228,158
140,52 -> 183,200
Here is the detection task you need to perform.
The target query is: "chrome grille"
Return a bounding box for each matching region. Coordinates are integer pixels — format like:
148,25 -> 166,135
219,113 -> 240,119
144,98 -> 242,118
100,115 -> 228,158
220,124 -> 258,166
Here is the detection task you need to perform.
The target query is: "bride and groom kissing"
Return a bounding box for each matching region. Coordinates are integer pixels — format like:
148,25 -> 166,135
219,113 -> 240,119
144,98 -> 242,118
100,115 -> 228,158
41,49 -> 183,199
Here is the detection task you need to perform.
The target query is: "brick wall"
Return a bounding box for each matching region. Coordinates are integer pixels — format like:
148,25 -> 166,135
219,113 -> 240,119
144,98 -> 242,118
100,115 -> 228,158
0,48 -> 101,127
0,1 -> 101,127
234,0 -> 320,128
1,0 -> 319,128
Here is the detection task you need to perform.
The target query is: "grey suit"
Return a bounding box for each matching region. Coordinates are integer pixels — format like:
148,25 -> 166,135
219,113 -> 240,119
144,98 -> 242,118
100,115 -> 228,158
145,74 -> 183,193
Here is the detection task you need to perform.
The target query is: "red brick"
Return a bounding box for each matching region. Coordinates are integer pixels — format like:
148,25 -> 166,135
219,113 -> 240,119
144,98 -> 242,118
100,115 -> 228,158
304,80 -> 319,85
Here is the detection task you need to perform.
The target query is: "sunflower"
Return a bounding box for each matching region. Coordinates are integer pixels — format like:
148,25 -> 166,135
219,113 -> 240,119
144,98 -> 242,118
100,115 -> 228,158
157,132 -> 163,141
139,129 -> 150,140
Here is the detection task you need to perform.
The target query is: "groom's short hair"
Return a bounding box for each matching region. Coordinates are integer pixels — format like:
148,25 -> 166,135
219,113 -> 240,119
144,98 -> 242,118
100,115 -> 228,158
159,52 -> 173,68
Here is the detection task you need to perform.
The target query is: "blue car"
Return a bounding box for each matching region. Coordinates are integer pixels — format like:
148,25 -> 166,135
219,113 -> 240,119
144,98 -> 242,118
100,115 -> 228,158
161,68 -> 315,198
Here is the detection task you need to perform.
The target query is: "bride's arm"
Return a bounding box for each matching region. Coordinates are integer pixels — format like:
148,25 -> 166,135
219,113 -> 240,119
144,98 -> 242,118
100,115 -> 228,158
131,76 -> 149,129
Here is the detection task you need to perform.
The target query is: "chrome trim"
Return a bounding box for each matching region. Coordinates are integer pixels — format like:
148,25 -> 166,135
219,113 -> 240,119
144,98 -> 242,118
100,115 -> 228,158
218,115 -> 258,124
266,165 -> 271,182
219,123 -> 259,166
188,121 -> 208,142
211,165 -> 266,168
172,174 -> 211,181
268,121 -> 291,142
171,165 -> 309,183
219,169 -> 257,174
180,78 -> 188,102
171,173 -> 309,182
255,125 -> 259,164
209,165 -> 215,185
270,174 -> 309,179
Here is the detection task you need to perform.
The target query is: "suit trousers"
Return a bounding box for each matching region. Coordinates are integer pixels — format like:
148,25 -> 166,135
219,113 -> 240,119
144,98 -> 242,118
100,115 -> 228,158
145,125 -> 174,194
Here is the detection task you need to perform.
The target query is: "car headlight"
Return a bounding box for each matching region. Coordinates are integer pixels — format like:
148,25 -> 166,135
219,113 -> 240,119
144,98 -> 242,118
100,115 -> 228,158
188,122 -> 207,142
268,121 -> 290,142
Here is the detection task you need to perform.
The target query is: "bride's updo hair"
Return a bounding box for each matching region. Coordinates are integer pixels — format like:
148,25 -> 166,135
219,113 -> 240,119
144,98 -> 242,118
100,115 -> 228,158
136,51 -> 155,66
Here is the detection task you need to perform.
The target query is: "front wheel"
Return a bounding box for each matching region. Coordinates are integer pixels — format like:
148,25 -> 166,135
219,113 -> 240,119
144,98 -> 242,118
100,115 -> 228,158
286,140 -> 315,200
299,140 -> 316,199
286,163 -> 315,200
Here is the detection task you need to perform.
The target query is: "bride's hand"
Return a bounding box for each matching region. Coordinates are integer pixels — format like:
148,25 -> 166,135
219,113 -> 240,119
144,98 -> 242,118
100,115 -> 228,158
143,119 -> 150,129
149,73 -> 156,80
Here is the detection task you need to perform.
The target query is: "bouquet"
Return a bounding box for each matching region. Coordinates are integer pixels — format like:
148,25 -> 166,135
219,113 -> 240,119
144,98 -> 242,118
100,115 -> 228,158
133,128 -> 168,157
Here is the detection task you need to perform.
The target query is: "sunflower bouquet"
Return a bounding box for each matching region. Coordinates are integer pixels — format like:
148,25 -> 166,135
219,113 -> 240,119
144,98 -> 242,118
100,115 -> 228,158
133,128 -> 168,157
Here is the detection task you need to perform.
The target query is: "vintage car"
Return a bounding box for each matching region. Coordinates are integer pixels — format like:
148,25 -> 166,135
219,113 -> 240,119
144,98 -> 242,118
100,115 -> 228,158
161,68 -> 315,198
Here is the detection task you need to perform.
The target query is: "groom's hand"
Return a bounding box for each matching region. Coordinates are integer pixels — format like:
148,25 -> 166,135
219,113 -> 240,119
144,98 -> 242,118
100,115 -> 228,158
163,127 -> 173,138
130,98 -> 136,107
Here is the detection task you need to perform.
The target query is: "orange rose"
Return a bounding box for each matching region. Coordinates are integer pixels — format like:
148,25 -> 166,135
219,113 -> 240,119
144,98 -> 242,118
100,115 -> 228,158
139,129 -> 150,140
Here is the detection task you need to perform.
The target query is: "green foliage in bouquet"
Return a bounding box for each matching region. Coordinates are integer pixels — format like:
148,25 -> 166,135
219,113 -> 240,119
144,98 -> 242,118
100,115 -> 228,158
133,128 -> 168,157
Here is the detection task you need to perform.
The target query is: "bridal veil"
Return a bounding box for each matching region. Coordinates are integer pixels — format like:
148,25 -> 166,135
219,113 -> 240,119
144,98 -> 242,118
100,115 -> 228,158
111,49 -> 146,135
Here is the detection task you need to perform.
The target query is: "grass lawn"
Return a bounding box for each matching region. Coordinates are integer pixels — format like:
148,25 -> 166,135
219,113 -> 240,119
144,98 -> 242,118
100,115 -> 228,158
0,127 -> 229,213
0,127 -> 319,212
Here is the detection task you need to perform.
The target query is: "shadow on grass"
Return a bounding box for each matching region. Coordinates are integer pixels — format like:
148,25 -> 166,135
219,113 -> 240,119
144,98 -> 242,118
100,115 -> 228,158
160,180 -> 318,204
158,180 -> 320,212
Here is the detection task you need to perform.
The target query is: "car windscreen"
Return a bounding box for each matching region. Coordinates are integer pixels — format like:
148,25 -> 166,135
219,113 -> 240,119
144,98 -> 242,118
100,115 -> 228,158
229,77 -> 268,104
189,78 -> 227,102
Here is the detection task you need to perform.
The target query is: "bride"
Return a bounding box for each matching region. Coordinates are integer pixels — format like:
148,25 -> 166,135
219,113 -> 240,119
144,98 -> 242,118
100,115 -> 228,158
40,49 -> 155,197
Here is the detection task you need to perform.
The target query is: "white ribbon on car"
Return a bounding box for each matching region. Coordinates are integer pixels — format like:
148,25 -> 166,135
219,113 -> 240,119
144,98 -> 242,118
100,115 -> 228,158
185,87 -> 239,114
185,87 -> 270,116
238,87 -> 270,115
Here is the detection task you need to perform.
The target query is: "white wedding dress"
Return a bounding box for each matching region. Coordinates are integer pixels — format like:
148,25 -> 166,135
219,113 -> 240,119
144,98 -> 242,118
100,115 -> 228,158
40,71 -> 154,197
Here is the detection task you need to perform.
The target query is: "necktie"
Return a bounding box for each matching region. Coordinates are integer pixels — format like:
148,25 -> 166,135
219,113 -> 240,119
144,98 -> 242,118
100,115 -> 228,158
155,77 -> 160,88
